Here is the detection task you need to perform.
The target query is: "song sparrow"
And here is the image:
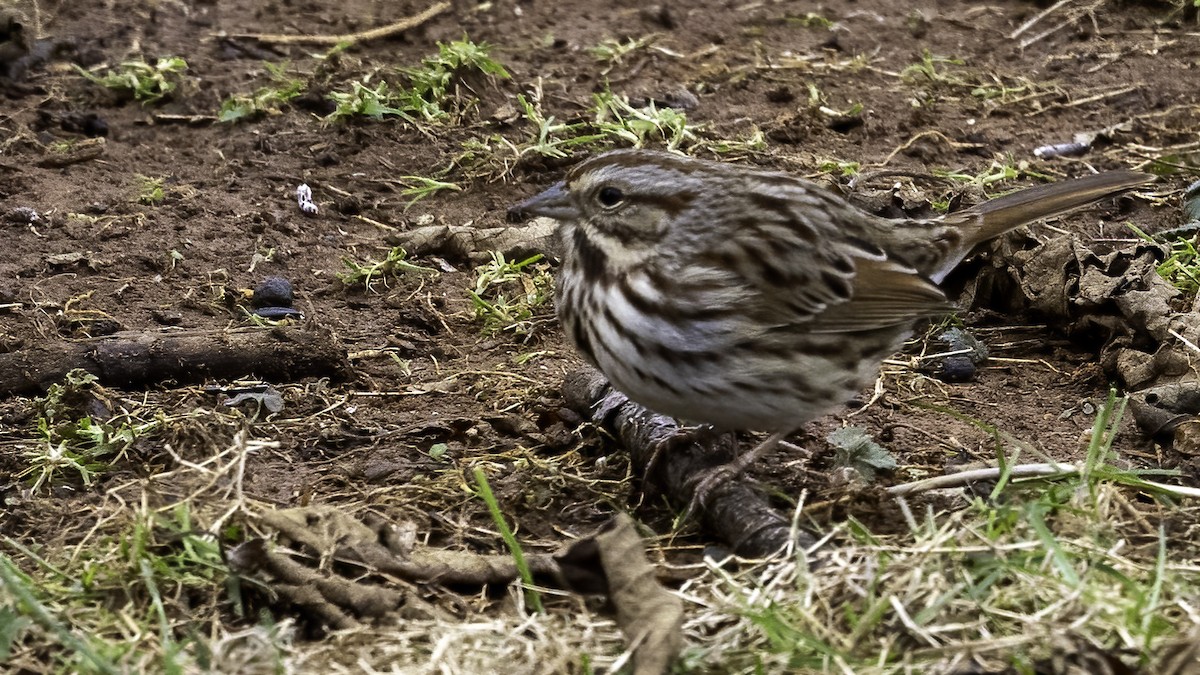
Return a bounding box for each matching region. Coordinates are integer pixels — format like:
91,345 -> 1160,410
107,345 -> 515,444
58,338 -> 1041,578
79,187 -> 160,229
509,149 -> 1152,490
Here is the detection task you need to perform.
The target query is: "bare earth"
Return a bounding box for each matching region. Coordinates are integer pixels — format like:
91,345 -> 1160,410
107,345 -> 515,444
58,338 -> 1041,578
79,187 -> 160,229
1,0 -> 1198,672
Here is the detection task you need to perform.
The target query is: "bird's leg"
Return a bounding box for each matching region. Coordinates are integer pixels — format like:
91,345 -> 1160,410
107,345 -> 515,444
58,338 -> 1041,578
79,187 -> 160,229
685,428 -> 794,515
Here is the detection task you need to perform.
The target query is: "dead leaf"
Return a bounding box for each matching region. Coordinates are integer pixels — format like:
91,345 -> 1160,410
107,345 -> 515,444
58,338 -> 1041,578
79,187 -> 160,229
557,513 -> 683,675
45,251 -> 108,270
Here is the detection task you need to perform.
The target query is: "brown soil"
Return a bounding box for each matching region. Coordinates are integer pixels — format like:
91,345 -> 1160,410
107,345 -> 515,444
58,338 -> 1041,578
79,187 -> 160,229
0,0 -> 1195,662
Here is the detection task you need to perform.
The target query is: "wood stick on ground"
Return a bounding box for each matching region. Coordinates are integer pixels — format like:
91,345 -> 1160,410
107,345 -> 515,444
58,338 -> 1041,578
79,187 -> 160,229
1008,0 -> 1072,40
0,327 -> 351,396
887,463 -> 1200,499
561,368 -> 812,557
223,1 -> 450,46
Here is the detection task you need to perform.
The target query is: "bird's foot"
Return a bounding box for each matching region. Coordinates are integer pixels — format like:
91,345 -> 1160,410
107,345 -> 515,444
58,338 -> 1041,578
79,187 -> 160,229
683,429 -> 792,518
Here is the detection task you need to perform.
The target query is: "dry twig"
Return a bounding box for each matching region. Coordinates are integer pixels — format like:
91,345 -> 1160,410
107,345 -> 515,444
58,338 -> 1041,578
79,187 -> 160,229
223,1 -> 450,46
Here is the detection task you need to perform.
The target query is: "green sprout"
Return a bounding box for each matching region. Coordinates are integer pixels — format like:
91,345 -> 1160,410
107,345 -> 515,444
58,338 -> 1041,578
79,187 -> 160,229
459,83 -> 762,178
932,160 -> 1049,190
327,79 -> 409,121
398,38 -> 510,121
20,370 -> 159,491
591,88 -> 765,156
338,246 -> 433,292
787,12 -> 834,28
587,36 -> 654,63
1128,223 -> 1200,296
826,426 -> 896,482
593,89 -> 695,151
817,159 -> 861,177
218,62 -> 307,122
513,92 -> 607,158
326,38 -> 509,123
394,175 -> 461,209
899,49 -> 1039,105
453,90 -> 607,178
136,175 -> 166,205
74,57 -> 188,103
1154,236 -> 1200,296
969,77 -> 1032,101
468,252 -> 553,336
899,50 -> 966,85
473,468 -> 543,613
587,35 -> 658,74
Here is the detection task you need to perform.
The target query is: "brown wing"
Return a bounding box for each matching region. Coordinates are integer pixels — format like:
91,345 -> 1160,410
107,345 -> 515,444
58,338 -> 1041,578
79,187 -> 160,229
805,257 -> 954,333
688,181 -> 953,334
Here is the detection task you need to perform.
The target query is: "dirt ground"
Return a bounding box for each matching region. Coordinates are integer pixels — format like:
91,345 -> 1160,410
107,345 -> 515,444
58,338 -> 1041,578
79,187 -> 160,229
1,0 -> 1198,671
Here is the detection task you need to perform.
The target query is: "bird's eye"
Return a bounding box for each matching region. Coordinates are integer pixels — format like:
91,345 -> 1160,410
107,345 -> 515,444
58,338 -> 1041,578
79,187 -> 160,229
596,186 -> 625,208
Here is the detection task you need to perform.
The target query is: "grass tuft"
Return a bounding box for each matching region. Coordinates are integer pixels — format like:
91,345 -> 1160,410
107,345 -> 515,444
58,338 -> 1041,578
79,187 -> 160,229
468,252 -> 553,337
74,57 -> 188,104
338,246 -> 434,293
218,62 -> 307,122
325,38 -> 509,125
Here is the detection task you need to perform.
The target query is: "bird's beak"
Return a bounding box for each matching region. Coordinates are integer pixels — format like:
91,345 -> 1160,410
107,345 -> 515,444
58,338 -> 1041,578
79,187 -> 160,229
507,181 -> 577,222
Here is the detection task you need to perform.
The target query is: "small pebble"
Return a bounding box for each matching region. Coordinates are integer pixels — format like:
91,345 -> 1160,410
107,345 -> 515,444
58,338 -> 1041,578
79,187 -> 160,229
937,356 -> 977,382
223,385 -> 285,413
252,276 -> 294,308
639,88 -> 699,111
920,327 -> 989,383
335,194 -> 364,215
60,111 -> 109,137
150,308 -> 183,326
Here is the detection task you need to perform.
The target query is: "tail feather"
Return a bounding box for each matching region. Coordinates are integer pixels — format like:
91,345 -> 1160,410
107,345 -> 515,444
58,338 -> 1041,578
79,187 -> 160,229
909,169 -> 1155,282
960,169 -> 1155,242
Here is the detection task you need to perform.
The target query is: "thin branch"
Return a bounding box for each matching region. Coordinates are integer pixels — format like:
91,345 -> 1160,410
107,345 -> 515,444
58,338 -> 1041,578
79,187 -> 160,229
1009,0 -> 1073,40
223,1 -> 450,46
887,463 -> 1200,499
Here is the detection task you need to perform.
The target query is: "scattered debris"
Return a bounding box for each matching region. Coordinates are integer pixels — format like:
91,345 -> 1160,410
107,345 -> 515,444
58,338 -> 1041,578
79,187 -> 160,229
4,206 -> 39,223
556,514 -> 684,675
978,220 -> 1200,456
918,326 -> 989,382
36,136 -> 106,168
220,384 -> 286,414
1128,381 -> 1200,445
387,219 -> 558,263
150,308 -> 183,326
296,183 -> 318,215
45,251 -> 107,270
231,505 -> 681,674
1032,138 -> 1091,160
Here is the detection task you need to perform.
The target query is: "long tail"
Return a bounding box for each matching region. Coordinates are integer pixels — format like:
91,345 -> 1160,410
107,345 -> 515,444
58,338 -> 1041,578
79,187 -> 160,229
913,169 -> 1155,282
961,169 -> 1154,242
